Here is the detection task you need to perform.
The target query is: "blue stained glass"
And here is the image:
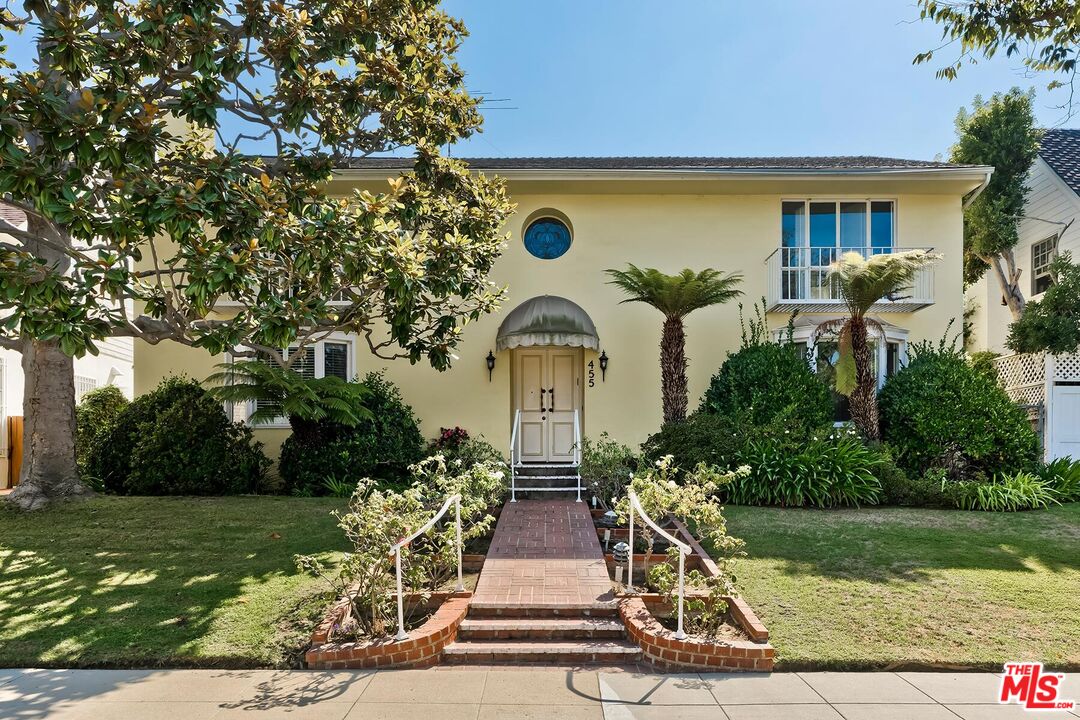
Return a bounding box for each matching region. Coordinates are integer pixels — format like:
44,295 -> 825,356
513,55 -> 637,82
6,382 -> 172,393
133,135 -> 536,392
524,219 -> 572,259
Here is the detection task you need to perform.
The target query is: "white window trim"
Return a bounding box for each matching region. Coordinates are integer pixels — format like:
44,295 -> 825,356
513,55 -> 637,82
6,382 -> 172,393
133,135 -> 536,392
780,197 -> 899,252
229,334 -> 358,429
777,321 -> 910,391
1031,235 -> 1057,297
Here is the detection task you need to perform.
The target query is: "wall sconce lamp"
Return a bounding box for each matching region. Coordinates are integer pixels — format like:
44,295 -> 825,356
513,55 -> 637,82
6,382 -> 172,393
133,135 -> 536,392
486,350 -> 496,381
599,350 -> 609,381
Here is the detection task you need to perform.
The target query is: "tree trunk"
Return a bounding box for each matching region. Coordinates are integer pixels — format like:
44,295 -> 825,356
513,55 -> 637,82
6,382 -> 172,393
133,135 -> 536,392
6,339 -> 93,510
847,317 -> 880,441
660,315 -> 688,424
984,251 -> 1025,320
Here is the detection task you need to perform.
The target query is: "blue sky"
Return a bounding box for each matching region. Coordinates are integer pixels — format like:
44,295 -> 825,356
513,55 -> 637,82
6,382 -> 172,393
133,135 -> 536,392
441,0 -> 1072,160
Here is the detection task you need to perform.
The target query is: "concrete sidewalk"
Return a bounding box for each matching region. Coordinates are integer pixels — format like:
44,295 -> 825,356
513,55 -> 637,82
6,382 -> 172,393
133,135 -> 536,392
0,668 -> 1077,719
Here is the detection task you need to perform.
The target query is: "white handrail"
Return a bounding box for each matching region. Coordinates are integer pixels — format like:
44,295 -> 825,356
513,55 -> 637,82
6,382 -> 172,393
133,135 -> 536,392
627,488 -> 691,640
572,409 -> 582,502
390,493 -> 463,641
509,410 -> 521,502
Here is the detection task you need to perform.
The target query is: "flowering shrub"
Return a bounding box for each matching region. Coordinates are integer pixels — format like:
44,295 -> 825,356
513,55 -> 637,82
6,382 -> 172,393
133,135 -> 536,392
580,433 -> 638,509
615,457 -> 747,637
295,458 -> 506,640
432,426 -> 470,450
426,427 -> 504,468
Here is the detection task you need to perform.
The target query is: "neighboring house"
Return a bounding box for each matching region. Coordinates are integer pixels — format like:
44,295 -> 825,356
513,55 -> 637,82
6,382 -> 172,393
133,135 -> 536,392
967,128 -> 1080,353
134,156 -> 989,462
0,205 -> 135,488
966,128 -> 1080,461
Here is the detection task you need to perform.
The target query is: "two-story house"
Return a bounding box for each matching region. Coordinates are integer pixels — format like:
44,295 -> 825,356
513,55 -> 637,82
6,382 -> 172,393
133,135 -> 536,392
134,155 -> 991,464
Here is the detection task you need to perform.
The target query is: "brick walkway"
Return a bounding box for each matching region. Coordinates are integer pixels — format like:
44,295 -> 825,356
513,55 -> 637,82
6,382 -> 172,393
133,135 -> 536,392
472,500 -> 614,608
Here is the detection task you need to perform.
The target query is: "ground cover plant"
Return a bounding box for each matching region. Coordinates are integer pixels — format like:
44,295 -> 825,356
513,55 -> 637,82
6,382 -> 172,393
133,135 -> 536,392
0,497 -> 1075,669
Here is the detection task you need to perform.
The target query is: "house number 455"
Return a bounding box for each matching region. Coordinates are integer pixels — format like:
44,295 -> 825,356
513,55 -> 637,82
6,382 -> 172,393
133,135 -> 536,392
587,360 -> 596,388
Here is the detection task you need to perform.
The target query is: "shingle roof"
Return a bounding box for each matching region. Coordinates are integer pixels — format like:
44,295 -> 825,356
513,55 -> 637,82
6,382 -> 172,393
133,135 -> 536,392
1039,128 -> 1080,196
338,155 -> 975,171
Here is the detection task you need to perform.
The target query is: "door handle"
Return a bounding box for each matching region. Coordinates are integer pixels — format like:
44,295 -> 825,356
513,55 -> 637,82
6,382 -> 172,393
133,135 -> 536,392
548,387 -> 554,413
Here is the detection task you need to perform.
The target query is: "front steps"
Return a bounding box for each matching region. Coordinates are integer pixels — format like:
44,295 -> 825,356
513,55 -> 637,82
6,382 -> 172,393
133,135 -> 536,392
512,463 -> 584,501
442,605 -> 641,665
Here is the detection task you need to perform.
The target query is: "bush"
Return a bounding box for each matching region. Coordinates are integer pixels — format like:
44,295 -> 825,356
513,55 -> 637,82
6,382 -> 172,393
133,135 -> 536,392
879,339 -> 1040,480
86,376 -> 269,495
75,385 -> 129,478
427,426 -> 505,469
727,432 -> 882,508
700,303 -> 832,430
580,433 -> 638,509
876,447 -> 951,507
949,471 -> 1060,512
641,412 -> 750,470
968,350 -> 1000,383
1037,457 -> 1080,503
279,371 -> 424,495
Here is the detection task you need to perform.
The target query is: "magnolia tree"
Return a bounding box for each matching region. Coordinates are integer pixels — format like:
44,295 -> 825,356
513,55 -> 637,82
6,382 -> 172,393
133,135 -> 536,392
0,0 -> 513,509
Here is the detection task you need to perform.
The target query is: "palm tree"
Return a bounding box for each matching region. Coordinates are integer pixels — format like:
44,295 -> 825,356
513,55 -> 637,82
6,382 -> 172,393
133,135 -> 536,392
606,265 -> 743,423
815,250 -> 941,441
206,360 -> 371,444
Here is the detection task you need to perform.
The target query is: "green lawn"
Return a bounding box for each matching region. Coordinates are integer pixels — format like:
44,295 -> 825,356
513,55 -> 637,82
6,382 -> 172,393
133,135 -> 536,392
0,496 -> 1076,670
726,503 -> 1080,671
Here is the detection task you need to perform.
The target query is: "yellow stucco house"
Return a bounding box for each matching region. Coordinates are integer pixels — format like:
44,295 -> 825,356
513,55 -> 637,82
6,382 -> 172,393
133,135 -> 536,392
135,156 -> 992,466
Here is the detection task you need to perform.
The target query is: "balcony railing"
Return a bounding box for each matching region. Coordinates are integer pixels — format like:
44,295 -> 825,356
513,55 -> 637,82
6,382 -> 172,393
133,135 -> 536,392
765,246 -> 935,313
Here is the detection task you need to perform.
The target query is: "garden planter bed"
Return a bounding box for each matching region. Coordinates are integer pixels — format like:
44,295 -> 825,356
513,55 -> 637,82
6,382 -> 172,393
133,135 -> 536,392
592,510 -> 774,671
306,589 -> 472,669
619,595 -> 774,671
306,553 -> 487,670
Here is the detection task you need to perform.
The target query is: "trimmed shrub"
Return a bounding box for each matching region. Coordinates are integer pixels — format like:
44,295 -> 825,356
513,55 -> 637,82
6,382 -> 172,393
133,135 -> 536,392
86,376 -> 269,495
641,412 -> 751,470
727,432 -> 882,508
879,339 -> 1040,480
75,385 -> 129,477
877,458 -> 952,507
279,371 -> 424,495
700,304 -> 832,430
426,426 -> 505,469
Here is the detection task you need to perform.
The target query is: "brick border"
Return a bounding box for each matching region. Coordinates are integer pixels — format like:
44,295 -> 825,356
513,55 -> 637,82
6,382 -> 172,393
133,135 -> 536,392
306,590 -> 472,669
619,596 -> 774,671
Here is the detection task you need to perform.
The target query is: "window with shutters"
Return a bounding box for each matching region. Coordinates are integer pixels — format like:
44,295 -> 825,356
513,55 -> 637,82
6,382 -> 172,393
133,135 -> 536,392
247,338 -> 355,426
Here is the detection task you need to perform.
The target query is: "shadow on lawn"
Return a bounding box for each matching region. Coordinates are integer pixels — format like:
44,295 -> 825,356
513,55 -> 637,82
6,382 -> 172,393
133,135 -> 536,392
0,495 -> 347,670
726,504 -> 1080,582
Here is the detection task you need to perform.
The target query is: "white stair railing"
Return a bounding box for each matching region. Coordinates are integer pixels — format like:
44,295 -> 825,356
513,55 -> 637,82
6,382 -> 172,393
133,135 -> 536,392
573,409 -> 582,502
390,493 -> 463,641
627,489 -> 691,640
509,409 -> 521,502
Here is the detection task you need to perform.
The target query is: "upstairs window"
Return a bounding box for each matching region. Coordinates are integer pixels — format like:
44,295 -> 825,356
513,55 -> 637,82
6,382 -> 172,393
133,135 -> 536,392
782,200 -> 895,252
523,217 -> 572,259
1031,237 -> 1056,295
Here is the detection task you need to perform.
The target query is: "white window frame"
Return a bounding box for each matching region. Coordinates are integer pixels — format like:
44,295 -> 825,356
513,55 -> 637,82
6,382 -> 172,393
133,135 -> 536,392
778,321 -> 910,392
1031,236 -> 1057,296
780,198 -> 898,251
233,334 -> 357,428
74,375 -> 99,402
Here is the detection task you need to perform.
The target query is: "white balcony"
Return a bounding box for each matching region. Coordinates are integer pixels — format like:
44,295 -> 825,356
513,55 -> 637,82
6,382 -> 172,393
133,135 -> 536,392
765,246 -> 935,314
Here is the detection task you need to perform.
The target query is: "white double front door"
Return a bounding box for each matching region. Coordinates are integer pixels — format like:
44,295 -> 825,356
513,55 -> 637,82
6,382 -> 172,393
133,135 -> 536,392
513,347 -> 582,463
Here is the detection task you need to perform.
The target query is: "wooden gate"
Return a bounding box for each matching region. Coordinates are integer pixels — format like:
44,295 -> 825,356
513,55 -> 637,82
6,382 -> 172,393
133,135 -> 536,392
7,416 -> 23,487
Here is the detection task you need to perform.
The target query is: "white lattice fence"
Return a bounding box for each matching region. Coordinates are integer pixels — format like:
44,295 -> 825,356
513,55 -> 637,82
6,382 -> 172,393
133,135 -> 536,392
1053,353 -> 1080,382
994,352 -> 1047,406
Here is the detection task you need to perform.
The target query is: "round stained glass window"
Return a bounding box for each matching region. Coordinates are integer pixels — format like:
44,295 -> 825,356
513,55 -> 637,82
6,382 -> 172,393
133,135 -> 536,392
523,218 -> 572,259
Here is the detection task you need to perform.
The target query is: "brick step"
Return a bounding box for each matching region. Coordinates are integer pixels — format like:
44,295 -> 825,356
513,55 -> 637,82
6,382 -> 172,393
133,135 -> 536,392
467,602 -> 618,618
442,639 -> 642,665
458,617 -> 626,640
